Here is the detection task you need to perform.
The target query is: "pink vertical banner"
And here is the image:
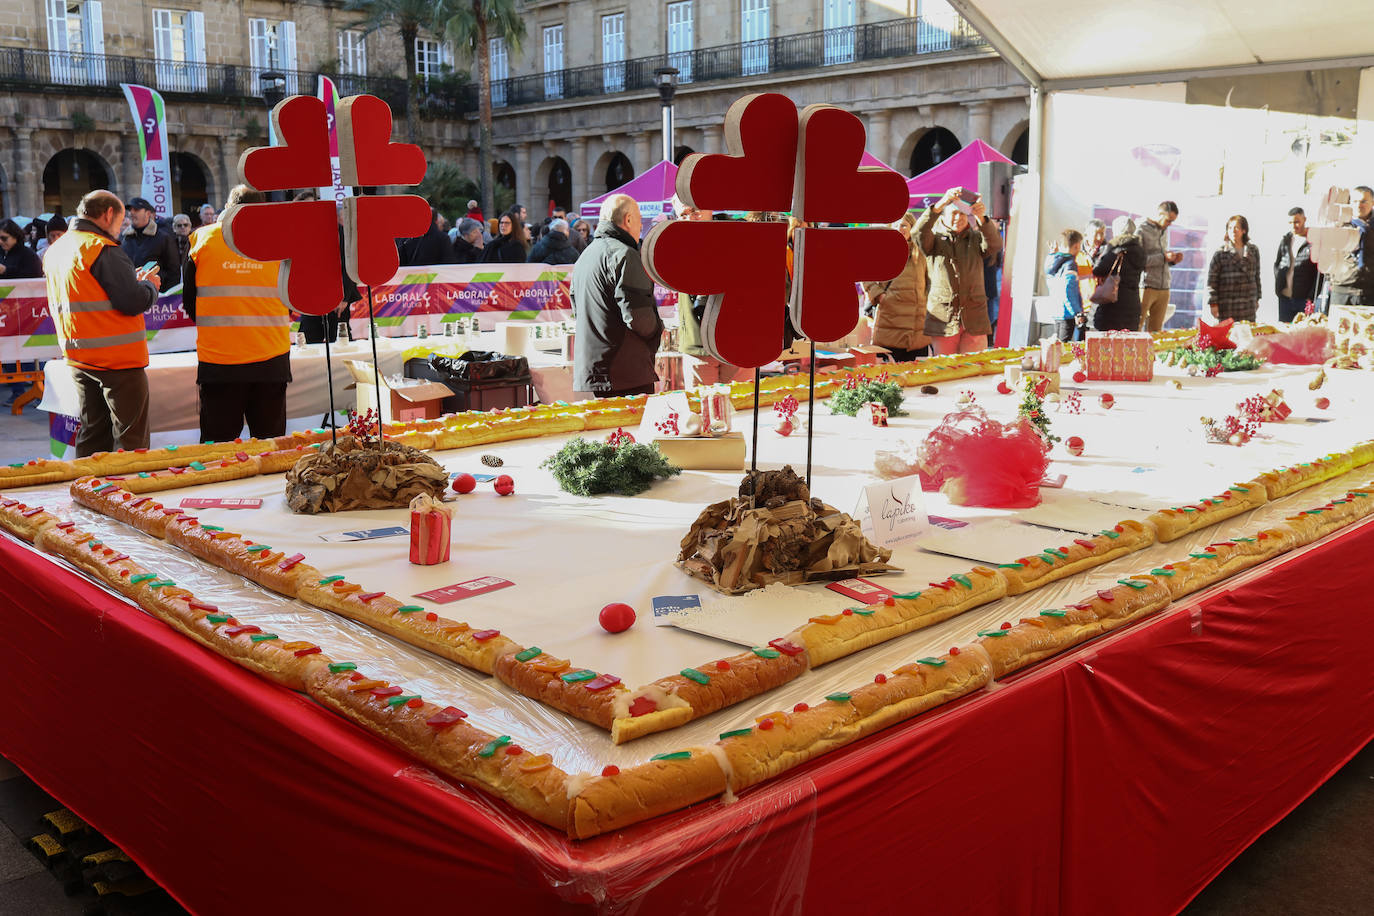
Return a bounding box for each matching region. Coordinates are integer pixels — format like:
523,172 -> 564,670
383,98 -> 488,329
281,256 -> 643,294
120,84 -> 172,219
316,76 -> 353,205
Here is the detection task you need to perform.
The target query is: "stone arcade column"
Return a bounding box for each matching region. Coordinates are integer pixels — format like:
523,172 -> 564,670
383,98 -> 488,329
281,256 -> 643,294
631,131 -> 652,173
513,142 -> 531,213
119,131 -> 142,198
867,110 -> 892,168
570,136 -> 587,216
701,124 -> 723,156
12,127 -> 39,216
965,101 -> 993,146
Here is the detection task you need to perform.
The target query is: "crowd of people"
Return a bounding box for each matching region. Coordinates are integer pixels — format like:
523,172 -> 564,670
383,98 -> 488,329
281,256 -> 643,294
397,199 -> 593,268
1044,188 -> 1373,341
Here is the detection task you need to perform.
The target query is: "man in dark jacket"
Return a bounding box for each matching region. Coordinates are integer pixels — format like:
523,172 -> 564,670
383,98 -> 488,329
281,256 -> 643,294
452,218 -> 485,263
527,218 -> 579,265
1329,186 -> 1373,307
1274,207 -> 1318,322
569,195 -> 662,397
120,197 -> 181,288
401,207 -> 456,266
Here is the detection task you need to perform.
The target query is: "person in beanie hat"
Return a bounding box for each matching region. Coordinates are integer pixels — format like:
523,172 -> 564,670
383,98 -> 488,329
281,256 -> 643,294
120,197 -> 181,287
37,215 -> 67,262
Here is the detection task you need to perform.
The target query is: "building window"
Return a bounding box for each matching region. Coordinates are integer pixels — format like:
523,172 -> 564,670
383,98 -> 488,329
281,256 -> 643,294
917,0 -> 956,52
601,13 -> 625,93
740,0 -> 769,76
667,1 -> 693,83
415,36 -> 449,88
250,19 -> 298,94
45,0 -> 106,86
338,29 -> 367,76
489,37 -> 508,108
823,0 -> 855,65
153,8 -> 206,92
543,24 -> 564,99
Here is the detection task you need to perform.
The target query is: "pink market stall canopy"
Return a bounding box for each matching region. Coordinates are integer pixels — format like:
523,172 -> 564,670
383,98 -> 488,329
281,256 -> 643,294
347,263 -> 678,338
906,139 -> 1014,208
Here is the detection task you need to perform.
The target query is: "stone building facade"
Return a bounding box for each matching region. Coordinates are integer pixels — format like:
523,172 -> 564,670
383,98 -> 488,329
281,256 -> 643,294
0,0 -> 1028,221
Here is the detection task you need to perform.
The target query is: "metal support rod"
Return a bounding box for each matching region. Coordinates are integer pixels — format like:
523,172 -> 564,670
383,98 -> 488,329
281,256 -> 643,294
751,367 -> 760,477
322,330 -> 338,447
806,341 -> 816,490
366,285 -> 383,440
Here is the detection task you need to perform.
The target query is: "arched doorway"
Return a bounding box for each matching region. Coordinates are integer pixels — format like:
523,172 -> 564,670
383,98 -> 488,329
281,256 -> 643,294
492,160 -> 517,216
1007,125 -> 1030,167
908,128 -> 961,176
171,152 -> 211,216
534,156 -> 572,215
604,152 -> 633,192
673,145 -> 695,166
42,149 -> 115,216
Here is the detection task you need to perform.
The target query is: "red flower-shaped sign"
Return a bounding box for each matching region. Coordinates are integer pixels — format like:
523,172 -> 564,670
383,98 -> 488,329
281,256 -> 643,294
642,94 -> 909,368
222,94 -> 430,315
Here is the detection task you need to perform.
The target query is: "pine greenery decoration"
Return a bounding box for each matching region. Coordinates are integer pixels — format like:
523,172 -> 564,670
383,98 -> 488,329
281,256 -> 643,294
828,378 -> 907,417
1160,346 -> 1263,372
1017,384 -> 1059,443
541,437 -> 681,497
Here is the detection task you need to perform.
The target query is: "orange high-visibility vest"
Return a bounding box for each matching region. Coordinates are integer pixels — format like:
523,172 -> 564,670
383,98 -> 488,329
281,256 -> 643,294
188,223 -> 289,365
45,229 -> 150,371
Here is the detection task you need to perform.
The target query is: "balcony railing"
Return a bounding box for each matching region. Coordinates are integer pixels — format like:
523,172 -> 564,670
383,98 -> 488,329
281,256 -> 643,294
0,16 -> 985,118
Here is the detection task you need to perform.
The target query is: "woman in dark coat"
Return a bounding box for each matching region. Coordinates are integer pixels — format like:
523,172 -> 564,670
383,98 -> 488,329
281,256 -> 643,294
1091,215 -> 1147,330
0,219 -> 44,279
481,210 -> 531,264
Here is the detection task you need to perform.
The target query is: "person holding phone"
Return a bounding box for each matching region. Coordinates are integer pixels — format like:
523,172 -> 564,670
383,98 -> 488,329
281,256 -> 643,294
914,186 -> 1003,354
44,190 -> 161,455
120,196 -> 181,288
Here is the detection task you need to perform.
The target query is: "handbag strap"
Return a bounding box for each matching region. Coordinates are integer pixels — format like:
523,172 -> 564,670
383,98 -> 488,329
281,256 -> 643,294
1108,251 -> 1124,277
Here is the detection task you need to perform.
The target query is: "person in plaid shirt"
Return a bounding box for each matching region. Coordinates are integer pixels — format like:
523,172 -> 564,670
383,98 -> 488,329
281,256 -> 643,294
1207,214 -> 1261,322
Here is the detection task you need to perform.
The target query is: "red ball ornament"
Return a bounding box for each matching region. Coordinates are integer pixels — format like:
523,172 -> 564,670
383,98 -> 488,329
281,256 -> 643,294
1072,370 -> 1087,384
996,380 -> 1012,395
1315,397 -> 1330,410
599,602 -> 636,633
451,472 -> 477,494
493,474 -> 514,496
1099,393 -> 1115,409
1065,436 -> 1085,456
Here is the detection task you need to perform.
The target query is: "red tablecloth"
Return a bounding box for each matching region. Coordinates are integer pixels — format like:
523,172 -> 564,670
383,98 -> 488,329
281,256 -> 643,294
2,520 -> 1372,915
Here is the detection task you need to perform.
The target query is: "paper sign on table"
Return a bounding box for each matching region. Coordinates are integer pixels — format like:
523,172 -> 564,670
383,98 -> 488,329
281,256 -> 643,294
450,472 -> 498,482
855,475 -> 930,548
179,497 -> 263,509
319,525 -> 409,542
415,576 -> 514,603
652,594 -> 702,626
826,578 -> 896,603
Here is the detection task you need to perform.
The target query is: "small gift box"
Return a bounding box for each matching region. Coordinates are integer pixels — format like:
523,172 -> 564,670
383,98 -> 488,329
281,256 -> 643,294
861,402 -> 889,427
1263,389 -> 1292,421
1085,331 -> 1154,381
409,493 -> 453,565
697,384 -> 736,436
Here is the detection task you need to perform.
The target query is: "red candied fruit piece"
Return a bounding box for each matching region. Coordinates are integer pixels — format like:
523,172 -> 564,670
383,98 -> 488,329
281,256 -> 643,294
759,718 -> 775,730
874,673 -> 888,684
716,660 -> 731,671
1114,524 -> 1124,533
883,597 -> 895,607
426,612 -> 438,622
793,702 -> 809,713
348,672 -> 365,682
628,696 -> 657,717
294,646 -> 322,658
405,697 -> 423,708
1000,621 -> 1012,630
842,608 -> 854,616
950,647 -> 961,655
505,745 -> 523,756
601,765 -> 620,777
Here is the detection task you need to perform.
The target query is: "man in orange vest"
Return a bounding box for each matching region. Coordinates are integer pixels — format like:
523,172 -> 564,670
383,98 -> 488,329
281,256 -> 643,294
183,184 -> 292,442
45,190 -> 161,456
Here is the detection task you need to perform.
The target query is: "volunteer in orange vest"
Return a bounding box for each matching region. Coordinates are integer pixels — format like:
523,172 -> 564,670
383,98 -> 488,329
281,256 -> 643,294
183,184 -> 292,442
45,190 -> 161,456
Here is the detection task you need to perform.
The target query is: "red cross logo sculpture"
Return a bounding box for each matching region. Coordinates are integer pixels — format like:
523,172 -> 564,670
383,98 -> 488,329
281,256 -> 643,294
222,94 -> 431,315
643,93 -> 910,368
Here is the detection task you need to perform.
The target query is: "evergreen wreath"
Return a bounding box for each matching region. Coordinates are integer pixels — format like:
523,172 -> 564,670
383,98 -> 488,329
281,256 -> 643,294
541,437 -> 681,497
1017,383 -> 1060,443
1160,346 -> 1263,372
828,376 -> 907,417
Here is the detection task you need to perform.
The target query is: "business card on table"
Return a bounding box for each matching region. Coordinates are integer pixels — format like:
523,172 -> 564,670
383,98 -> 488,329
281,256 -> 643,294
825,578 -> 896,604
319,525 -> 409,542
652,594 -> 702,626
449,472 -> 498,482
416,576 -> 515,603
179,497 -> 263,509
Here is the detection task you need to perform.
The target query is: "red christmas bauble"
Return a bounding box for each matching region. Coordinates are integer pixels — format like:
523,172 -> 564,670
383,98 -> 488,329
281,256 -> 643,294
599,602 -> 636,633
775,416 -> 795,437
1315,397 -> 1330,410
1072,370 -> 1087,384
451,472 -> 477,494
1065,436 -> 1085,456
996,381 -> 1012,395
1099,393 -> 1115,409
493,474 -> 515,496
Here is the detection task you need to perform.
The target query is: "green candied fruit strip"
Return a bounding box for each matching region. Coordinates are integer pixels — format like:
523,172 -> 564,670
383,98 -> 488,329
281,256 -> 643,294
996,563 -> 1024,569
977,629 -> 1009,638
650,751 -> 692,761
1039,553 -> 1058,564
918,657 -> 946,666
680,668 -> 710,685
246,545 -> 270,552
1117,579 -> 1148,590
477,736 -> 512,758
129,573 -> 157,584
1229,485 -> 1250,493
719,728 -> 753,739
894,591 -> 924,599
147,579 -> 175,589
560,669 -> 596,683
751,647 -> 781,659
205,614 -> 232,624
138,472 -> 151,478
853,607 -> 876,617
249,633 -> 278,643
1039,610 -> 1067,617
951,573 -> 973,589
514,647 -> 542,662
199,524 -> 224,532
825,693 -> 852,703
1188,553 -> 1216,560
318,575 -> 345,584
387,695 -> 420,708
1150,568 -> 1175,576
1099,529 -> 1120,539
188,461 -> 206,471
328,662 -> 358,673
396,605 -> 424,614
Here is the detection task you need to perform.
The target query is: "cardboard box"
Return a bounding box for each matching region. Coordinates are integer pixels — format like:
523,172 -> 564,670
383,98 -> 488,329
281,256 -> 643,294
847,345 -> 892,366
653,432 -> 747,470
1084,331 -> 1154,381
346,360 -> 454,423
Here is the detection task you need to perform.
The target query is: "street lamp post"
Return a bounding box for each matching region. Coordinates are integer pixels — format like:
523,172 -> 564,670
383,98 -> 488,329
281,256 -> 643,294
259,44 -> 286,199
654,66 -> 679,165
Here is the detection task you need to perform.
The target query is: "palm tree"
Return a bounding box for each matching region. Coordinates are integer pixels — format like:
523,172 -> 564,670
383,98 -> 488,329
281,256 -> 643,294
343,0 -> 443,145
437,0 -> 525,223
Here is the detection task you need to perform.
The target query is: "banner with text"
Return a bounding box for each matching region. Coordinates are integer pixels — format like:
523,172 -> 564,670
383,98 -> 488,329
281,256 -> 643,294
120,84 -> 173,219
317,76 -> 353,205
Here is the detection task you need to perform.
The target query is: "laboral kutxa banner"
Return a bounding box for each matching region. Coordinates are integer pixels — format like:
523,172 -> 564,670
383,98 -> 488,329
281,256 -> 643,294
120,83 -> 173,219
